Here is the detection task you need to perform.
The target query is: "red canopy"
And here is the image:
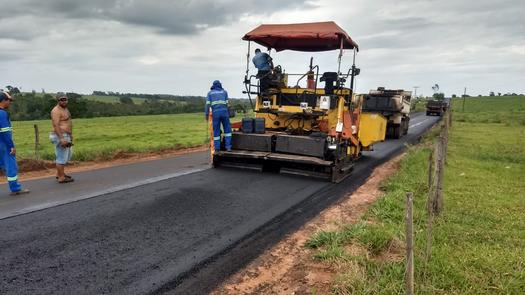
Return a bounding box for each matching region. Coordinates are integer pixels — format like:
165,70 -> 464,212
242,21 -> 358,52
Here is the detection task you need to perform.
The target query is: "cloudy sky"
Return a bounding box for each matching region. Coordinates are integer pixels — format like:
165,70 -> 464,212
1,0 -> 524,97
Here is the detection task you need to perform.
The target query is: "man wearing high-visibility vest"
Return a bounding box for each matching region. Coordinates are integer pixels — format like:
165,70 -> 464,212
0,92 -> 29,195
205,80 -> 232,152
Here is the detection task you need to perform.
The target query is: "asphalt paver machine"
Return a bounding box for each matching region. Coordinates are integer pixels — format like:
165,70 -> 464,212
213,22 -> 386,182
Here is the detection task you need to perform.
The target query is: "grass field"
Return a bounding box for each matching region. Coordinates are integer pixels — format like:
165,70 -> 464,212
83,95 -> 149,104
306,95 -> 525,294
453,95 -> 525,125
12,113 -> 209,161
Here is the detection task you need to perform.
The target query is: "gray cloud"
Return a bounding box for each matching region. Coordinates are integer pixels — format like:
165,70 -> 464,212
1,0 -> 524,97
383,17 -> 435,30
349,0 -> 525,50
0,0 -> 312,36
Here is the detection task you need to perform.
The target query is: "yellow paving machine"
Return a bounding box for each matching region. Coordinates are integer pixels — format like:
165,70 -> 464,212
213,22 -> 386,182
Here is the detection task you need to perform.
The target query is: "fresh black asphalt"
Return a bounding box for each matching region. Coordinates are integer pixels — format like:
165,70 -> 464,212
0,113 -> 439,294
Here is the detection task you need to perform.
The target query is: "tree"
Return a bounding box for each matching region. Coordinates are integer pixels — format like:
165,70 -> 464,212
5,85 -> 20,94
66,92 -> 82,100
119,96 -> 134,104
489,91 -> 495,96
452,94 -> 457,98
432,93 -> 445,100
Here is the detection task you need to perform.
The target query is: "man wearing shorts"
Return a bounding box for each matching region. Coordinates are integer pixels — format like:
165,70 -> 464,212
50,92 -> 74,183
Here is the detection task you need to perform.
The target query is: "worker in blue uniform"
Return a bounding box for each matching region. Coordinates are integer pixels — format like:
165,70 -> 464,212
205,80 -> 232,151
0,92 -> 29,195
252,48 -> 274,94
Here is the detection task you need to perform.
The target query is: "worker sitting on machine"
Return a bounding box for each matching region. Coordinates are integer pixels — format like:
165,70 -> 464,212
252,48 -> 274,95
205,80 -> 232,151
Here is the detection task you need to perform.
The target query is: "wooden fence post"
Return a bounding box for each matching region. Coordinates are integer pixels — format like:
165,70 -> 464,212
434,135 -> 445,214
428,149 -> 434,201
426,149 -> 434,262
443,117 -> 449,163
406,192 -> 414,295
33,124 -> 40,160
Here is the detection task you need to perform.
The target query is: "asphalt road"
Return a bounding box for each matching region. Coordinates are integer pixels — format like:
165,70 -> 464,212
0,113 -> 439,294
0,152 -> 210,219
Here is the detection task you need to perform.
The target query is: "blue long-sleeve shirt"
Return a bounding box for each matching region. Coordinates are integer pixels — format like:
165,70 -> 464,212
205,87 -> 228,117
0,109 -> 14,149
252,52 -> 272,71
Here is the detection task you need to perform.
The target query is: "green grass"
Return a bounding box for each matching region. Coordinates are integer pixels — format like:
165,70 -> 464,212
12,113 -> 209,161
452,95 -> 525,125
306,95 -> 525,294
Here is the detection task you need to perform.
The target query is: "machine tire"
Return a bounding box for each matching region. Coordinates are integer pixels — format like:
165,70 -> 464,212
386,125 -> 393,138
402,118 -> 409,135
392,125 -> 401,139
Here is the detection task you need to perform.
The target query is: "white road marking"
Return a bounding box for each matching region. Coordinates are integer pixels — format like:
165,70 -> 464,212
1,167 -> 207,220
409,119 -> 429,128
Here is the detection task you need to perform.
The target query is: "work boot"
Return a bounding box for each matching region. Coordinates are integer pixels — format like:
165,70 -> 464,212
10,188 -> 30,196
58,177 -> 75,183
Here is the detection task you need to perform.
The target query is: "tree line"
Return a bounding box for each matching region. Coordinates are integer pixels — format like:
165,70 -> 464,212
92,91 -> 205,102
8,92 -> 251,121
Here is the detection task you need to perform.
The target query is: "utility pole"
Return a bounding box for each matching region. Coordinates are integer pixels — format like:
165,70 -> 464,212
413,86 -> 419,99
462,87 -> 467,112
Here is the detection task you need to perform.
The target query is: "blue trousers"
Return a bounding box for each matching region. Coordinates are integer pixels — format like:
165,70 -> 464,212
0,145 -> 22,192
212,110 -> 232,151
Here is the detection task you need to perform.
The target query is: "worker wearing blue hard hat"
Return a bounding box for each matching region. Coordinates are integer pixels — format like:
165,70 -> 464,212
205,80 -> 232,151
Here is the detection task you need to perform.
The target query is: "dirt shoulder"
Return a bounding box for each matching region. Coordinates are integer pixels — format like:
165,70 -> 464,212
11,145 -> 208,182
211,154 -> 405,295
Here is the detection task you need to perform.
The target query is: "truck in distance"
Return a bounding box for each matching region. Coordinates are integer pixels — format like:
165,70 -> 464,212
426,99 -> 447,116
362,87 -> 411,139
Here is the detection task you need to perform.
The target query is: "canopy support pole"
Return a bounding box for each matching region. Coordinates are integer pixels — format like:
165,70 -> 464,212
245,41 -> 251,81
337,38 -> 343,75
245,41 -> 254,110
350,48 -> 357,95
347,48 -> 357,109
